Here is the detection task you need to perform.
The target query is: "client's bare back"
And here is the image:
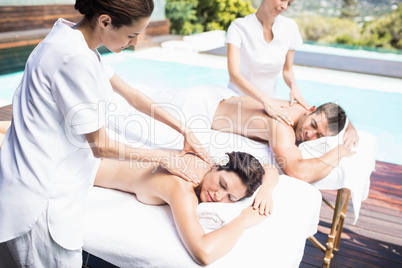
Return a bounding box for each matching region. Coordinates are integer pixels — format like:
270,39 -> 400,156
94,153 -> 209,205
212,96 -> 272,142
212,97 -> 305,143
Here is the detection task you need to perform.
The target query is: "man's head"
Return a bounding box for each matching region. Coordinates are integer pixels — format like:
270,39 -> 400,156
294,102 -> 347,142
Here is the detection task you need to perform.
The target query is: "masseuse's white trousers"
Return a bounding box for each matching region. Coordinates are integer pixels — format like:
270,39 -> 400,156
0,208 -> 82,268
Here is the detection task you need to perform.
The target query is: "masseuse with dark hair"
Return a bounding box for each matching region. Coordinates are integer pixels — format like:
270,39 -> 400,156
0,0 -> 213,266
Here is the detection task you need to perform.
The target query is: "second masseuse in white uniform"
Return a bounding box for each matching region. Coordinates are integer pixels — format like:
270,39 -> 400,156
226,0 -> 310,125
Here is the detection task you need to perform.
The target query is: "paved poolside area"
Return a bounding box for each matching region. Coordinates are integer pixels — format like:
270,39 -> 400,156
204,45 -> 402,79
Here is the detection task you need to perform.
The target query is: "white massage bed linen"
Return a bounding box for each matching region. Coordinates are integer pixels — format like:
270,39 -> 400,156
82,84 -> 374,266
83,175 -> 321,268
108,85 -> 375,222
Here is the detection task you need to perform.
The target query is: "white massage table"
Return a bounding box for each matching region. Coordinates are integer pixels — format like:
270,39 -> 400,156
82,121 -> 324,267
83,175 -> 321,267
82,86 -> 375,267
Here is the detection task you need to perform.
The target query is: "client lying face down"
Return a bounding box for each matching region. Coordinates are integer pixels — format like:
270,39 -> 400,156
95,151 -> 278,265
0,121 -> 278,265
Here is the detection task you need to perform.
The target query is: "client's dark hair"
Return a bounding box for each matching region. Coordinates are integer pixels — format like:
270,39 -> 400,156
75,0 -> 154,28
313,103 -> 347,135
217,152 -> 264,198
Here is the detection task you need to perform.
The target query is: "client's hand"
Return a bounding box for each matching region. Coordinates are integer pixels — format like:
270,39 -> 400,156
180,128 -> 215,167
262,98 -> 293,126
161,152 -> 200,185
239,207 -> 267,228
252,185 -> 273,216
343,123 -> 359,148
338,144 -> 356,158
252,163 -> 278,216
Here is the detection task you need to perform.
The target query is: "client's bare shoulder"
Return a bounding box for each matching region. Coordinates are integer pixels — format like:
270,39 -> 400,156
136,153 -> 210,205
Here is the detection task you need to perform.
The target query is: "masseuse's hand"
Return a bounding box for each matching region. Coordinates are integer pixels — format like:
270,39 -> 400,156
180,128 -> 215,167
290,87 -> 310,110
262,98 -> 293,126
161,152 -> 200,185
252,184 -> 273,216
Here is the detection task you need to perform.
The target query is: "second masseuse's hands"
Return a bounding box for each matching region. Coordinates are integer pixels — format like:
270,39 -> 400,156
262,97 -> 293,126
289,86 -> 310,110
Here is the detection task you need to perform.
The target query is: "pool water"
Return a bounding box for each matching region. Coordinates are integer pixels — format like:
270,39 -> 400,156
1,52 -> 401,165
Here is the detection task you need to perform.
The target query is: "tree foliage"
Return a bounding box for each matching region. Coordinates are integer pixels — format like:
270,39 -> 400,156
340,0 -> 359,19
166,0 -> 255,35
295,4 -> 402,50
360,4 -> 402,49
166,0 -> 401,50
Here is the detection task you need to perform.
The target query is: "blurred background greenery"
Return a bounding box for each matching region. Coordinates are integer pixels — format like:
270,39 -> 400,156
165,0 -> 402,51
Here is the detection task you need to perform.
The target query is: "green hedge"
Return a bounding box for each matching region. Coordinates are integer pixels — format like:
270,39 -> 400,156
166,0 -> 255,35
295,4 -> 402,50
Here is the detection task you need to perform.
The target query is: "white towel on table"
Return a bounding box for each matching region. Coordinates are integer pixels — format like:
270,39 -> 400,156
84,175 -> 322,268
299,119 -> 376,223
197,175 -> 321,237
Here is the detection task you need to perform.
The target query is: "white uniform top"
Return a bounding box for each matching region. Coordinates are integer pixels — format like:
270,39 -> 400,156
0,19 -> 114,250
225,13 -> 302,97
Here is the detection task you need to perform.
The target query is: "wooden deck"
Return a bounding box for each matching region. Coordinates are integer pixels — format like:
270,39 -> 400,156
0,105 -> 401,267
0,105 -> 12,121
301,161 -> 402,268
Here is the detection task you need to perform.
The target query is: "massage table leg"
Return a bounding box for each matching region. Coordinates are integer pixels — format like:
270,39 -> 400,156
308,188 -> 350,268
334,190 -> 350,251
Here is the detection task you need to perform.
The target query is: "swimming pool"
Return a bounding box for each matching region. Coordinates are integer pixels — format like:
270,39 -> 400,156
1,50 -> 401,165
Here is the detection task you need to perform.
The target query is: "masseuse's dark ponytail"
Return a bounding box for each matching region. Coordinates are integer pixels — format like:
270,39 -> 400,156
75,0 -> 154,28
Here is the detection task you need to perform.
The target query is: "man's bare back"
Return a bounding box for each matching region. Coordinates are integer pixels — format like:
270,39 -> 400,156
212,96 -> 353,182
212,96 -> 305,145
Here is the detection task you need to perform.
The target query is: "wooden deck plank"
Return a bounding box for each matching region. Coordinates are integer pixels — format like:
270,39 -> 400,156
306,230 -> 402,267
0,105 -> 12,120
304,244 -> 379,268
306,158 -> 402,267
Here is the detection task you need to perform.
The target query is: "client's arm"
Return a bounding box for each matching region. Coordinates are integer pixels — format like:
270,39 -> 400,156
272,124 -> 354,183
343,121 -> 359,148
252,164 -> 279,216
163,181 -> 266,266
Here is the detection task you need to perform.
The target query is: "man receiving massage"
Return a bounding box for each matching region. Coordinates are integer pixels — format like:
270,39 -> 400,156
211,94 -> 358,183
112,85 -> 358,184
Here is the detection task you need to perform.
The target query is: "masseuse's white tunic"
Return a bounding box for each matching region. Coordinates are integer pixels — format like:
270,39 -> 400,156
225,13 -> 302,97
0,19 -> 114,250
